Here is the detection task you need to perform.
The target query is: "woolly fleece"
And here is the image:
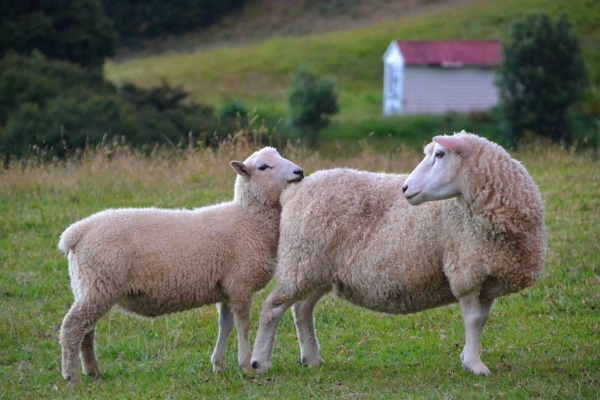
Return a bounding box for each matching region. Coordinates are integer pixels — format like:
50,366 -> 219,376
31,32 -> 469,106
57,147 -> 303,385
251,132 -> 546,376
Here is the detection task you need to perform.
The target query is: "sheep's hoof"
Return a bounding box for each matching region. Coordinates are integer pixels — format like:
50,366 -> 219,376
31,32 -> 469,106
460,353 -> 491,376
464,362 -> 491,376
212,363 -> 226,373
300,356 -> 325,368
251,360 -> 272,373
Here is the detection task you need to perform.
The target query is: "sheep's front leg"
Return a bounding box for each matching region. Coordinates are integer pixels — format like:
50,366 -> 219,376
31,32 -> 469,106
292,286 -> 330,367
211,303 -> 234,372
251,286 -> 300,373
458,293 -> 494,376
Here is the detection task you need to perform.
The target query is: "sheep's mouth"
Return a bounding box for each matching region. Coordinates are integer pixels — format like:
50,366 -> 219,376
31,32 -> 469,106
287,177 -> 304,183
404,191 -> 421,200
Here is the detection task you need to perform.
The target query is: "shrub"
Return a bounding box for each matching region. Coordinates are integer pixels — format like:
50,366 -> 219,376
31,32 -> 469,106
495,12 -> 589,143
219,99 -> 248,120
288,68 -> 340,147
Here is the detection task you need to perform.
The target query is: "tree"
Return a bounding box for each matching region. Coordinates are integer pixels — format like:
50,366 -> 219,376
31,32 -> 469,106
495,12 -> 589,142
288,68 -> 339,147
0,0 -> 116,69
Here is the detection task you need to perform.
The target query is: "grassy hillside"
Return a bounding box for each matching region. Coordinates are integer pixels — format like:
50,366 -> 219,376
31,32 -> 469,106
1,139 -> 599,398
106,0 -> 600,131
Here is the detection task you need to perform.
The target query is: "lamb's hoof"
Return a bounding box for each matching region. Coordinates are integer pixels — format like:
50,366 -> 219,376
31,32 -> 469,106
240,362 -> 252,373
65,375 -> 83,387
212,363 -> 226,373
251,359 -> 272,373
85,371 -> 103,379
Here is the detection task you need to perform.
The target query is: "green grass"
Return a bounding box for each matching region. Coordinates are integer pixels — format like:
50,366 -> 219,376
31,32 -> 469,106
105,0 -> 600,137
1,141 -> 599,398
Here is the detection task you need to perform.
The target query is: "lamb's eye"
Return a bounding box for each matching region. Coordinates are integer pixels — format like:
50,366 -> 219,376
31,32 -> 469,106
435,150 -> 445,159
258,164 -> 269,171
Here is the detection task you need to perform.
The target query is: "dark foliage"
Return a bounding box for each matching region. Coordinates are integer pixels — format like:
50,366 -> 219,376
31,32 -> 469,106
0,0 -> 116,69
288,68 -> 339,147
0,54 -> 242,159
219,99 -> 247,120
102,0 -> 247,39
495,12 -> 589,142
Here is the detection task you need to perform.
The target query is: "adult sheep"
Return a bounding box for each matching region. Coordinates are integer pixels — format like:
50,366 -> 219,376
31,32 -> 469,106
251,132 -> 546,376
57,147 -> 304,385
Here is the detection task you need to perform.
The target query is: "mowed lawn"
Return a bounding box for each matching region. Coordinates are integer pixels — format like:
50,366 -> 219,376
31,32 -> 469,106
0,141 -> 599,399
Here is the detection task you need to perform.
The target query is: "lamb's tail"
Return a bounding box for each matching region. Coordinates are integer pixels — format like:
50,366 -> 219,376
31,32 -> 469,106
58,220 -> 91,255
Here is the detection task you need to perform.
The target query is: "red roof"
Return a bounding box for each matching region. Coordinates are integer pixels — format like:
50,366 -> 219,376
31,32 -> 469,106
396,40 -> 501,67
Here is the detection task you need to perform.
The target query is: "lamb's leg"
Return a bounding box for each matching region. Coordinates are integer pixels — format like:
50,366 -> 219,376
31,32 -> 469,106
458,293 -> 494,376
292,286 -> 330,367
233,310 -> 252,372
251,285 -> 304,373
80,328 -> 101,378
211,303 -> 234,372
60,300 -> 109,385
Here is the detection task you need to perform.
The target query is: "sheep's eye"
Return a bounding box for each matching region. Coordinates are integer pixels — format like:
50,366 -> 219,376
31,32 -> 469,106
258,164 -> 269,171
435,150 -> 445,159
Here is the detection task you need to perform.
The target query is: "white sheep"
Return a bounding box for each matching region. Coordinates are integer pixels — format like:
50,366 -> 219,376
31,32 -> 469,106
251,132 -> 546,376
57,147 -> 304,385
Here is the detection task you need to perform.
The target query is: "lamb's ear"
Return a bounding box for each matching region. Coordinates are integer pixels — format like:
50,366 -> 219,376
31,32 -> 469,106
230,161 -> 250,177
433,135 -> 472,158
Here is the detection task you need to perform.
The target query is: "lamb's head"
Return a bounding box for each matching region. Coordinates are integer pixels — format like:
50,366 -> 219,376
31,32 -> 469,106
231,147 -> 304,207
402,133 -> 474,206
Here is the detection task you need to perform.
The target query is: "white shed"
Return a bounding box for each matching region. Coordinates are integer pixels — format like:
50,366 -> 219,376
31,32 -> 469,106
383,40 -> 501,115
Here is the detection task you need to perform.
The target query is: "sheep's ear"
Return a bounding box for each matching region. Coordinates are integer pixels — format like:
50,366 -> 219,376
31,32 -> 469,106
230,161 -> 250,177
433,135 -> 472,158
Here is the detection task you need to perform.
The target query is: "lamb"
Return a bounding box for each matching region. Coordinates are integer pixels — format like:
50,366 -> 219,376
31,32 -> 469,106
250,132 -> 546,376
57,147 -> 304,385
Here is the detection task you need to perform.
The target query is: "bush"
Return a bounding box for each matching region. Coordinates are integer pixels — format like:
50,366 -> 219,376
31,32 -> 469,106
0,0 -> 116,69
495,12 -> 589,143
288,68 -> 340,147
2,95 -> 134,158
219,99 -> 248,120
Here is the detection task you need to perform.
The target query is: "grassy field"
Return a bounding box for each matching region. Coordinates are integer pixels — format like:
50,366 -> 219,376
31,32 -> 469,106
1,137 -> 599,398
105,0 -> 600,130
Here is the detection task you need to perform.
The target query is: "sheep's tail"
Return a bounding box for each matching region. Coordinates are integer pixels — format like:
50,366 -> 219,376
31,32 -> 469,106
58,220 -> 90,255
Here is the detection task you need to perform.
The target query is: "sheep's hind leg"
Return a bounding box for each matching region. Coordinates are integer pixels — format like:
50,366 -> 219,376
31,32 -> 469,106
60,300 -> 110,385
292,286 -> 331,367
458,292 -> 494,376
233,307 -> 252,373
80,328 -> 102,378
211,303 -> 234,372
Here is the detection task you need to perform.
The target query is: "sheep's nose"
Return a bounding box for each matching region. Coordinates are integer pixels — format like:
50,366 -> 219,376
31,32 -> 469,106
294,169 -> 304,178
402,184 -> 408,193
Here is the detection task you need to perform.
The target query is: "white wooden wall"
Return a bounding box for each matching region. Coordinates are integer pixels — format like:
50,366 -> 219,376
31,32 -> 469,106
383,63 -> 404,115
402,66 -> 498,115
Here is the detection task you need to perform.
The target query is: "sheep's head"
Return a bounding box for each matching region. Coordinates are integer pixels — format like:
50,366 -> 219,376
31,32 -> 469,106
402,134 -> 472,206
231,147 -> 304,207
